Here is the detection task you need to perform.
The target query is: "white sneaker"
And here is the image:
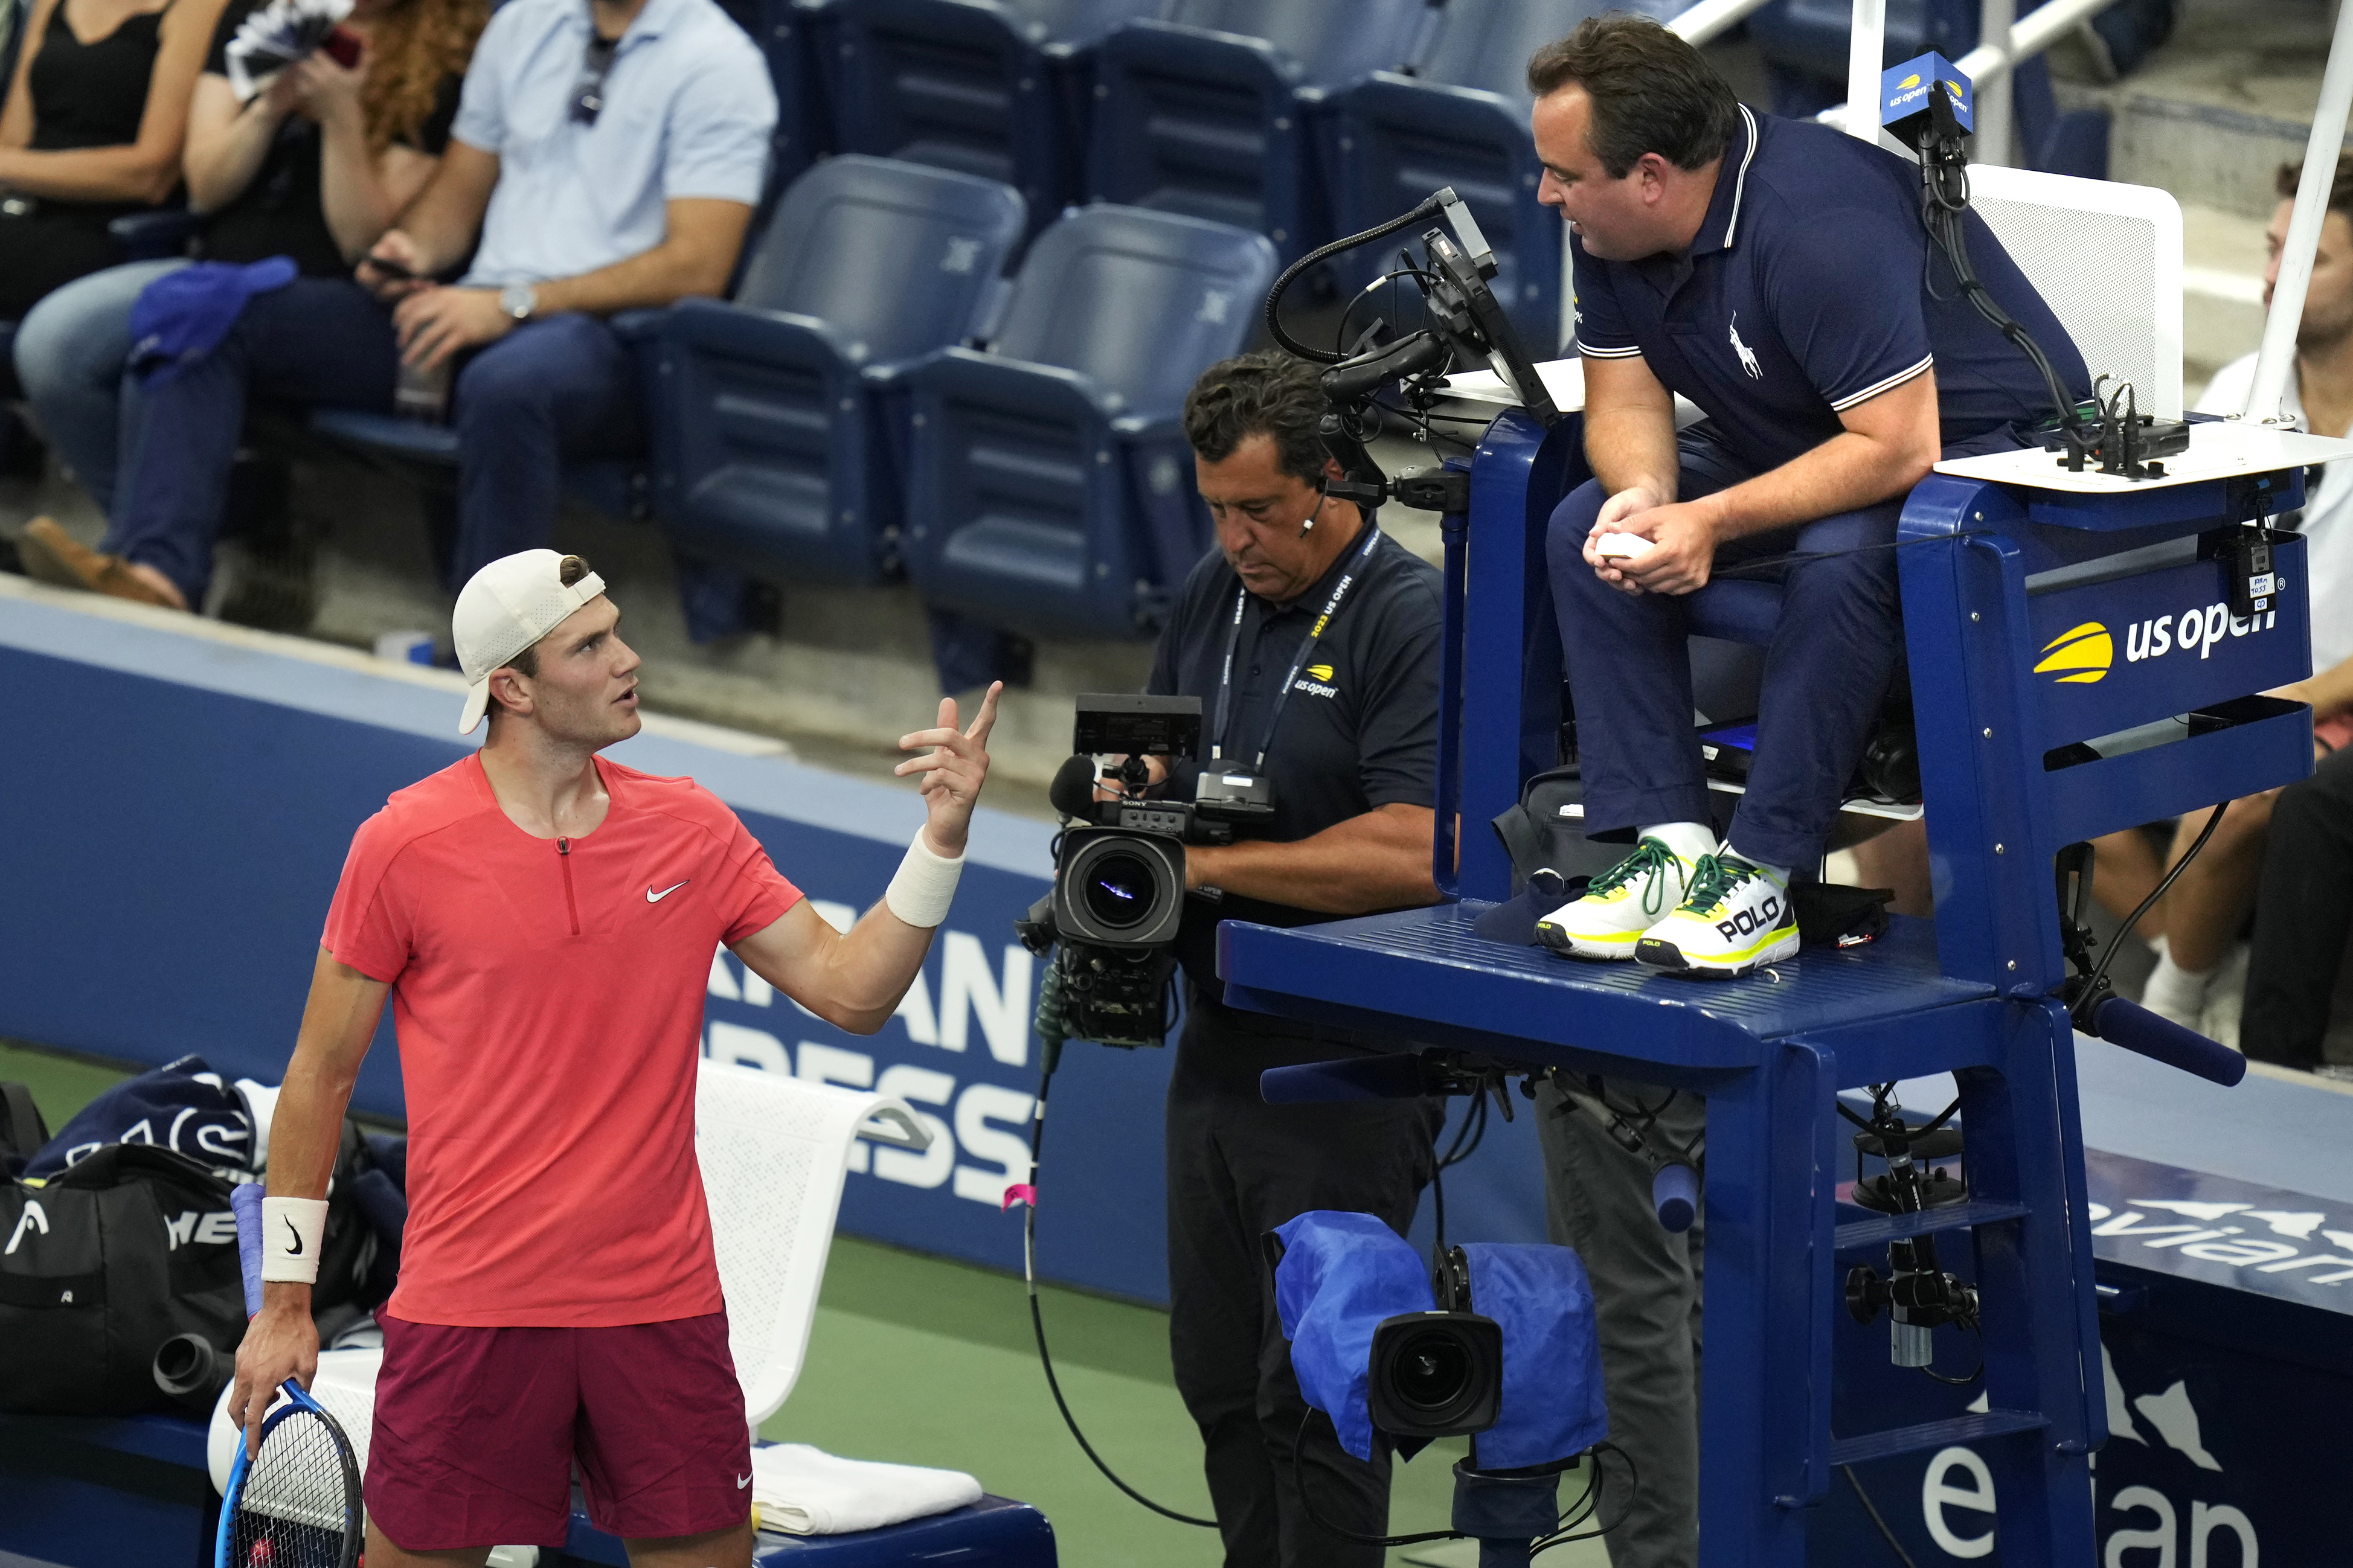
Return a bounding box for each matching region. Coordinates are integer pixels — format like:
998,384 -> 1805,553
1634,853 -> 1799,978
1536,838 -> 1697,961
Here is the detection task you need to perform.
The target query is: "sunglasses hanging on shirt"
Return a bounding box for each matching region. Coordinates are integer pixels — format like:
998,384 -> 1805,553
570,32 -> 620,124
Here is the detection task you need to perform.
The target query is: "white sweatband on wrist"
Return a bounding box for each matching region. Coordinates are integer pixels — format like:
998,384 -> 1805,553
260,1195 -> 330,1285
884,830 -> 965,928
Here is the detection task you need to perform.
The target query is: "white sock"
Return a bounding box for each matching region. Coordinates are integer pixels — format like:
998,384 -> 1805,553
2141,935 -> 2215,1021
1641,822 -> 1716,864
1724,842 -> 1791,885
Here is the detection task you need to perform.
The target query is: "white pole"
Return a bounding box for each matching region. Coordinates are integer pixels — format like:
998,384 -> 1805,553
2244,0 -> 2353,425
1668,0 -> 1780,49
1975,0 -> 2015,166
1846,0 -> 1887,141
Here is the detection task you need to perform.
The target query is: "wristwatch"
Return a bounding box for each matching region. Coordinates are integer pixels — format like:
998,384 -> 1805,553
498,283 -> 538,322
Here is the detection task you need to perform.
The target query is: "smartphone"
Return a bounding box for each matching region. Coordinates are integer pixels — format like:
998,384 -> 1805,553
321,27 -> 362,68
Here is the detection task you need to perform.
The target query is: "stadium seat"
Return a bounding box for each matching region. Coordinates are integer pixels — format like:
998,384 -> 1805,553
897,203 -> 1275,641
805,0 -> 1163,223
1082,0 -> 1434,263
644,155 -> 1028,587
1316,0 -> 1690,354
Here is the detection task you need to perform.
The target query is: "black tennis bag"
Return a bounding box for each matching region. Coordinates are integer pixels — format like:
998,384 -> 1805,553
0,1144 -> 246,1414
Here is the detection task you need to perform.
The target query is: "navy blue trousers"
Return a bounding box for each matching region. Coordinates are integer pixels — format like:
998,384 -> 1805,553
109,278 -> 641,604
1547,424 -> 2015,872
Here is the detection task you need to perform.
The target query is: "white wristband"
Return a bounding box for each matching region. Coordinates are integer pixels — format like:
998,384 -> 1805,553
260,1195 -> 330,1285
884,830 -> 964,928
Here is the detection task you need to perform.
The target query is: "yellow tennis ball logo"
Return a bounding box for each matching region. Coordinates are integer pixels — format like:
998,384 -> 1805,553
1898,72 -> 1921,88
2035,622 -> 2113,684
1306,664 -> 1334,682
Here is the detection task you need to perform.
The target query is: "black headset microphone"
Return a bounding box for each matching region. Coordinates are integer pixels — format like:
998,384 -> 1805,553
1298,487 -> 1331,539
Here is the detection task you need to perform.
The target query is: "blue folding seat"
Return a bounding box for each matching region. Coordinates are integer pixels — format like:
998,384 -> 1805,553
1317,0 -> 1690,354
805,0 -> 1164,222
1082,0 -> 1434,263
897,204 -> 1275,640
644,155 -> 1027,586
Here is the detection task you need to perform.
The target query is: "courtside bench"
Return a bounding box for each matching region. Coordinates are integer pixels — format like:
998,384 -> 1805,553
0,1415 -> 1055,1568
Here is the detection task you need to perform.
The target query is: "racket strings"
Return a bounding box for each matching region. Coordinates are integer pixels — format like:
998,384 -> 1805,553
230,1410 -> 362,1568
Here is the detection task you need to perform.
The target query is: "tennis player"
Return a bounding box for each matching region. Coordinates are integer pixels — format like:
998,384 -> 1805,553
231,549 -> 1001,1568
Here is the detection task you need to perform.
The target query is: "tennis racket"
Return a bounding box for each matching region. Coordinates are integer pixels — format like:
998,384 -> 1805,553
217,1182 -> 365,1568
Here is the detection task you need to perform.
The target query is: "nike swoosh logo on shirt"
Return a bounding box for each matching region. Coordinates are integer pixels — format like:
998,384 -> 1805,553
647,880 -> 691,903
736,1473 -> 752,1489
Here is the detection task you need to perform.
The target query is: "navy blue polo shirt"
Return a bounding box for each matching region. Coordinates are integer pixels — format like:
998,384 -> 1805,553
1571,105 -> 2090,471
1144,518 -> 1442,1005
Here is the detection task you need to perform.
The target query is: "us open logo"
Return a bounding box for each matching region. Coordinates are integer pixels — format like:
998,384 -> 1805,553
1294,662 -> 1339,699
2035,621 -> 2114,684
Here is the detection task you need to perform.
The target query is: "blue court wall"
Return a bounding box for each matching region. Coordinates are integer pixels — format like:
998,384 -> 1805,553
0,587 -> 1549,1304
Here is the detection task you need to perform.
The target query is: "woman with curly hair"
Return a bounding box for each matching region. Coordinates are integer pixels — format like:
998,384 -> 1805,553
12,0 -> 487,527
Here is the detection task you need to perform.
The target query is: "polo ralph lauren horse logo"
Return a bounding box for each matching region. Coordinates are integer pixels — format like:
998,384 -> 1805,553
1728,313 -> 1762,379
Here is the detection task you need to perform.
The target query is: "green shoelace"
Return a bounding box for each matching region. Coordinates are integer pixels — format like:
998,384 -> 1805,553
1683,852 -> 1771,917
1590,837 -> 1682,920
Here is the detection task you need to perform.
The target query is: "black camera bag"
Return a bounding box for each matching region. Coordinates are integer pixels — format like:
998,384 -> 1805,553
0,1144 -> 245,1414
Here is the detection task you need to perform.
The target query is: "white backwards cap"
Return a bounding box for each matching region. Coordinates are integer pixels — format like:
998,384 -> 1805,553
453,549 -> 608,734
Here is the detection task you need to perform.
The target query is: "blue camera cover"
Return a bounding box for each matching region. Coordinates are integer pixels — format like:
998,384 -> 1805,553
1273,1212 -> 1434,1461
1459,1243 -> 1610,1470
1273,1214 -> 1611,1468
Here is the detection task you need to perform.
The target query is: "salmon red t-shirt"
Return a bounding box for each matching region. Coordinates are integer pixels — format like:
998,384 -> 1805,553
321,753 -> 801,1326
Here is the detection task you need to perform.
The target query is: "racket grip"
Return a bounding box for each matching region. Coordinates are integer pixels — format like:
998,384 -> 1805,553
232,1182 -> 266,1317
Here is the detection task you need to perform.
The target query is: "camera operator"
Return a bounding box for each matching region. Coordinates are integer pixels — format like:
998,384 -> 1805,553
1146,350 -> 1446,1567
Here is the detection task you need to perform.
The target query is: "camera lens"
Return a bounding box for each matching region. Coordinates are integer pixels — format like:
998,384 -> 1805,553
1083,851 -> 1157,930
1391,1330 -> 1472,1413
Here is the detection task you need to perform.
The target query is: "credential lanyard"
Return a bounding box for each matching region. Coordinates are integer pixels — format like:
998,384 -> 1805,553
1210,524 -> 1381,767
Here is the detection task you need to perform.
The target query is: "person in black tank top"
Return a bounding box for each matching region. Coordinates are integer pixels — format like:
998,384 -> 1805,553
0,0 -> 222,316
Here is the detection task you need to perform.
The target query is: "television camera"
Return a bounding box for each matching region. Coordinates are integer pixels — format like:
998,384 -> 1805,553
1017,694 -> 1276,1048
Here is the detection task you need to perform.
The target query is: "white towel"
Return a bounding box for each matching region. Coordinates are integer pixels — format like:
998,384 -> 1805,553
748,1442 -> 983,1535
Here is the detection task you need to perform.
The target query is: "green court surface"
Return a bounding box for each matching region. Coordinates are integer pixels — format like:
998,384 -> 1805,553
1,1041 -> 1609,1566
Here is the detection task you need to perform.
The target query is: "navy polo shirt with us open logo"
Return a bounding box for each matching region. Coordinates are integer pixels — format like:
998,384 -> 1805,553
1571,105 -> 2090,469
1146,519 -> 1443,1002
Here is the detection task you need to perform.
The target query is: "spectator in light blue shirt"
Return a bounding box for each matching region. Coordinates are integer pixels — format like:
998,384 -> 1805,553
72,0 -> 774,613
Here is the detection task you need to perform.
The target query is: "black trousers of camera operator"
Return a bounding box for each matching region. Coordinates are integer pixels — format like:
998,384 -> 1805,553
1166,984 -> 1443,1568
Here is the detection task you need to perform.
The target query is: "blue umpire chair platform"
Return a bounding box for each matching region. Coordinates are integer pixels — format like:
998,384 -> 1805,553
1213,171 -> 2346,1561
1220,387 -> 2334,1567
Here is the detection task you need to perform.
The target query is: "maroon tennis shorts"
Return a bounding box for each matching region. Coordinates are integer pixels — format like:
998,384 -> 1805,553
366,1310 -> 752,1550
